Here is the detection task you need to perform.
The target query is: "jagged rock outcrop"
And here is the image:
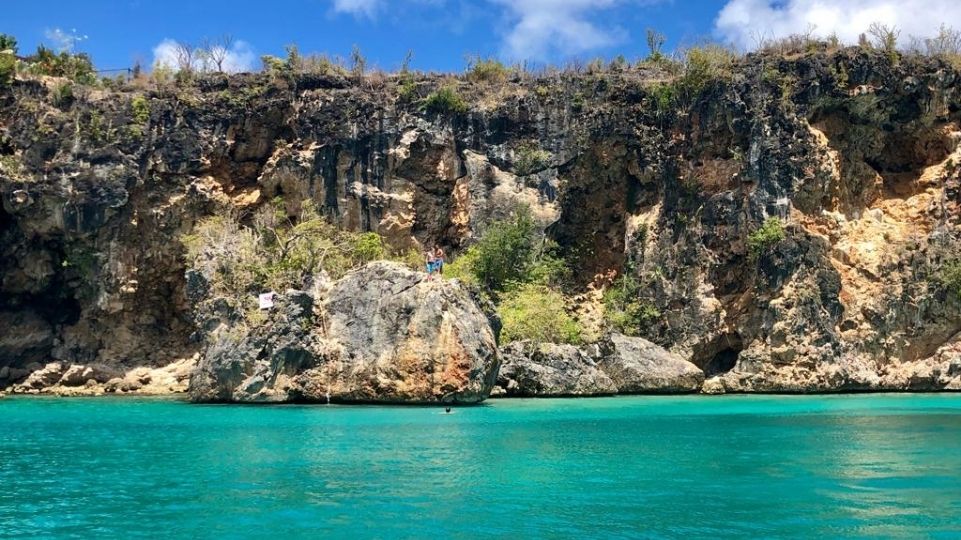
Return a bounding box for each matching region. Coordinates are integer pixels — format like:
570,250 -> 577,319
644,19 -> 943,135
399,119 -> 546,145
494,341 -> 616,397
188,262 -> 500,403
1,47 -> 960,395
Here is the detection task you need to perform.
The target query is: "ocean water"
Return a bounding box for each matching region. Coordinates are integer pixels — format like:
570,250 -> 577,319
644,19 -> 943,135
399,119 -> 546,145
1,394 -> 960,539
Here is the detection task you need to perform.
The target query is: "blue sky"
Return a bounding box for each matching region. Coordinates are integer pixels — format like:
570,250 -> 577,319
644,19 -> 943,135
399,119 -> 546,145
3,1 -> 958,73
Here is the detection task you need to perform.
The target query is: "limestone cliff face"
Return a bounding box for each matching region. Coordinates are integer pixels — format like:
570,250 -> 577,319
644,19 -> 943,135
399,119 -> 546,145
1,47 -> 960,393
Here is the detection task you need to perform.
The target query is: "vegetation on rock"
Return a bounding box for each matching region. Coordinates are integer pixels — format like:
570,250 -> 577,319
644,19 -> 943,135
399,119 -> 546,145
748,218 -> 786,261
499,284 -> 583,345
182,201 -> 392,303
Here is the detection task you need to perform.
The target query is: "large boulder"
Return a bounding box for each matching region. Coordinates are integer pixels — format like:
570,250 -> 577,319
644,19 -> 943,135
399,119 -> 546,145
598,334 -> 704,393
188,262 -> 500,404
494,341 -> 616,397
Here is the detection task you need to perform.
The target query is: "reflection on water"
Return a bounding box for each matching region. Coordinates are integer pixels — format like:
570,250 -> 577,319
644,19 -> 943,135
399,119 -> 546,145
1,395 -> 960,538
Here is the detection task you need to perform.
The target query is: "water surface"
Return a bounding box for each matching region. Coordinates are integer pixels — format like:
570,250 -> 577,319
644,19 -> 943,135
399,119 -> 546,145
2,394 -> 960,538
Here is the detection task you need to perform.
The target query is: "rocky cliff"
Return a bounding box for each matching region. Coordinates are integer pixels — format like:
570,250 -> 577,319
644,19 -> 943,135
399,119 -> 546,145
1,46 -> 960,396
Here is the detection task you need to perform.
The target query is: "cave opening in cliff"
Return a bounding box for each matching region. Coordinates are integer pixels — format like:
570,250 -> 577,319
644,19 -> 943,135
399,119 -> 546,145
693,333 -> 743,377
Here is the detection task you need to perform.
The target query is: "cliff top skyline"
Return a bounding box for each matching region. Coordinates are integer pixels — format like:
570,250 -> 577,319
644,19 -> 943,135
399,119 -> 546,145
4,0 -> 961,74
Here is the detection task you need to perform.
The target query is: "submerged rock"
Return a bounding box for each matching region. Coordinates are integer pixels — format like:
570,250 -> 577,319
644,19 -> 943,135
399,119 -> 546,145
495,341 -> 616,397
188,262 -> 500,404
598,334 -> 705,394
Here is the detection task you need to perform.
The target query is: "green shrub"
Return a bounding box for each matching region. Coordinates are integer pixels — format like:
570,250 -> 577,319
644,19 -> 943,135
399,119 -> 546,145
0,53 -> 16,86
514,144 -> 551,175
23,46 -> 96,84
423,86 -> 468,115
677,44 -> 736,101
0,34 -> 17,54
603,275 -> 660,335
499,284 -> 583,345
940,260 -> 961,301
182,201 -> 393,299
470,208 -> 537,292
51,81 -> 74,107
352,232 -> 385,263
645,28 -> 666,63
131,95 -> 150,126
466,56 -> 509,84
747,218 -> 786,261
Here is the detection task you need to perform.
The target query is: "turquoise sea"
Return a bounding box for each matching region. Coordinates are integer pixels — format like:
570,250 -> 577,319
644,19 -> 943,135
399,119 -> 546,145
2,394 -> 961,539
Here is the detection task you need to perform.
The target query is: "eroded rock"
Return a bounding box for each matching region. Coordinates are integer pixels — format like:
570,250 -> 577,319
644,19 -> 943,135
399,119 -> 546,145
189,262 -> 500,404
495,341 -> 616,397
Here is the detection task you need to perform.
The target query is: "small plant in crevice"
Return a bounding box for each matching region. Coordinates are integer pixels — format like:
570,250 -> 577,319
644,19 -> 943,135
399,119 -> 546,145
602,274 -> 661,336
513,144 -> 552,176
939,260 -> 961,301
747,217 -> 786,261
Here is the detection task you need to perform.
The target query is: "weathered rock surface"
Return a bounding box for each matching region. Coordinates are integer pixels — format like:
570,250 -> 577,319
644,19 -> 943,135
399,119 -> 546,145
598,334 -> 705,394
188,262 -> 500,404
494,341 -> 616,397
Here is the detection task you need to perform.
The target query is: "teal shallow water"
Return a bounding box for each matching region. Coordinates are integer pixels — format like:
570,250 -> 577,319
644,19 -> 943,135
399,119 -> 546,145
2,394 -> 961,539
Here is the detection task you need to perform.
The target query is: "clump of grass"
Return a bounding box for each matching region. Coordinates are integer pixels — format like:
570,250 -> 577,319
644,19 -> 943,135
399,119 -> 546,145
514,144 -> 551,176
466,56 -> 509,84
423,86 -> 468,115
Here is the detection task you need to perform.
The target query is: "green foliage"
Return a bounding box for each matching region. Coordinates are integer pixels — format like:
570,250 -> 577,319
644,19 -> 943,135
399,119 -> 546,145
182,201 -> 394,299
499,284 -> 583,345
261,55 -> 286,73
747,218 -> 786,261
423,86 -> 468,115
649,83 -> 676,114
51,82 -> 74,107
469,208 -> 538,293
131,95 -> 150,126
22,45 -> 96,84
677,44 -> 736,101
939,260 -> 961,301
284,44 -> 302,72
465,56 -> 509,84
514,143 -> 552,176
645,28 -> 666,63
603,275 -> 660,335
352,232 -> 385,263
0,34 -> 17,54
0,52 -> 16,87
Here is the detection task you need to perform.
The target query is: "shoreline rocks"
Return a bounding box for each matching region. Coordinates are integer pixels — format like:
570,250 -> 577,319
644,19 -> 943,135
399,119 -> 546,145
492,334 -> 704,397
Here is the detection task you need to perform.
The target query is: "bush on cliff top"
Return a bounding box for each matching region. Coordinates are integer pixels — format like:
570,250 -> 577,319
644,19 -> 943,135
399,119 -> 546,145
423,86 -> 468,115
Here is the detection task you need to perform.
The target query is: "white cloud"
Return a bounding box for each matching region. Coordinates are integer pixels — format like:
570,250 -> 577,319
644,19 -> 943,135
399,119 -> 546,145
490,0 -> 629,60
152,38 -> 256,73
332,0 -> 382,18
716,0 -> 961,50
44,28 -> 88,53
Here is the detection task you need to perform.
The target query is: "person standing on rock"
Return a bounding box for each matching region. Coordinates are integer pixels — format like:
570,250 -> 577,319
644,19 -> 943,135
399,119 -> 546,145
434,246 -> 445,276
426,246 -> 437,281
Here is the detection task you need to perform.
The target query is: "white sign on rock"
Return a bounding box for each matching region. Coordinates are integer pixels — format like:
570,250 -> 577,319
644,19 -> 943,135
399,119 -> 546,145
258,292 -> 275,310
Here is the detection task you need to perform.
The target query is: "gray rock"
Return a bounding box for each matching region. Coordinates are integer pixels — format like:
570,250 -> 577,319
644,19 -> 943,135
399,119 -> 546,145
599,334 -> 704,393
189,262 -> 500,404
495,341 -> 616,397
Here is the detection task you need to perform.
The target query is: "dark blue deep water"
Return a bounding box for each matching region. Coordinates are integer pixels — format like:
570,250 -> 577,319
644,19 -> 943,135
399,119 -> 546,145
2,394 -> 961,538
